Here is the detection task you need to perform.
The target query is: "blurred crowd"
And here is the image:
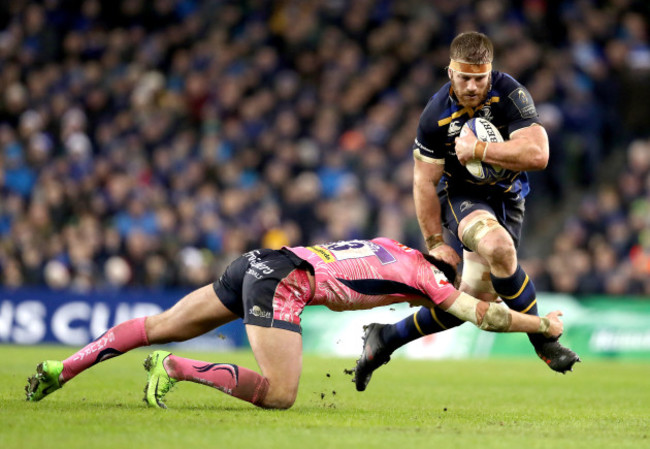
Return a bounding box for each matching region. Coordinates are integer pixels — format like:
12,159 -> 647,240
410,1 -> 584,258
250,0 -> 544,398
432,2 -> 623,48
0,0 -> 648,295
524,138 -> 650,296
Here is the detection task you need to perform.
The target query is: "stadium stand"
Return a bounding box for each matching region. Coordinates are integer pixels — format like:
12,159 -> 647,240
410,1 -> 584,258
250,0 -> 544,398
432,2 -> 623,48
0,0 -> 648,294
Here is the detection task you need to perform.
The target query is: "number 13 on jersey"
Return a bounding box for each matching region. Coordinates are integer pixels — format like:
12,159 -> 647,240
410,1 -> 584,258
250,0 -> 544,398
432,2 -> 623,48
306,240 -> 396,265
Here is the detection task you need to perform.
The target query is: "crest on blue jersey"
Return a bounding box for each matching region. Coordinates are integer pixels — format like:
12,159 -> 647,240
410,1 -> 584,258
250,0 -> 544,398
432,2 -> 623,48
508,87 -> 536,119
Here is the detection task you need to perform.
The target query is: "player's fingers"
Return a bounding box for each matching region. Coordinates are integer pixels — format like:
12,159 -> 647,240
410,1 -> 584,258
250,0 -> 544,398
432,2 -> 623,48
449,253 -> 462,267
435,248 -> 459,266
448,247 -> 462,264
431,252 -> 450,266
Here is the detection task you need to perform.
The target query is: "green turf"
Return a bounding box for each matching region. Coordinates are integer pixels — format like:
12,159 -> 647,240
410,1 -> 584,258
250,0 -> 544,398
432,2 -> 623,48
2,345 -> 649,449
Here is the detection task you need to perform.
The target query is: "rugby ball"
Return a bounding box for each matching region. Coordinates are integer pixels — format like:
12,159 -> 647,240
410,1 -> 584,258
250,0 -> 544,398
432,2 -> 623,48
461,118 -> 504,180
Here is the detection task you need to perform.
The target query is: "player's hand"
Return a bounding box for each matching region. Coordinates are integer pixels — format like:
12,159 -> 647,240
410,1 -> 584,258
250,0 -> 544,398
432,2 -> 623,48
544,310 -> 564,338
429,243 -> 461,269
454,127 -> 477,165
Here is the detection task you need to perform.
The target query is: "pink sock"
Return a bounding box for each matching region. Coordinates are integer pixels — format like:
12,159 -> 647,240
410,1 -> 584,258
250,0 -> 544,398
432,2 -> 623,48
165,355 -> 269,406
61,317 -> 150,382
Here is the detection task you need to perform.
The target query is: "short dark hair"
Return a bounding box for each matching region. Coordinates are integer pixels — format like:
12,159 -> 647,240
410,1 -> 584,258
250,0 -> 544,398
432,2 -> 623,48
450,32 -> 493,64
423,253 -> 459,288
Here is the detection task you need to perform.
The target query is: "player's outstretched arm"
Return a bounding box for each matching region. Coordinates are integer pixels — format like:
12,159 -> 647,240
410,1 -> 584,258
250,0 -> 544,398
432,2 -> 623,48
442,292 -> 563,337
509,309 -> 563,338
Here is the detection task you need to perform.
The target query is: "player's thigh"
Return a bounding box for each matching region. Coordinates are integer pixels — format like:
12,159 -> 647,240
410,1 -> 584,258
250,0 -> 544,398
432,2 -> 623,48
146,284 -> 239,343
247,324 -> 302,408
453,196 -> 524,249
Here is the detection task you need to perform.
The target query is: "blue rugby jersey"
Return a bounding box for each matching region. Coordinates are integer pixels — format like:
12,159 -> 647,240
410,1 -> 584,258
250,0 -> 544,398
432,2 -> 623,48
413,71 -> 541,199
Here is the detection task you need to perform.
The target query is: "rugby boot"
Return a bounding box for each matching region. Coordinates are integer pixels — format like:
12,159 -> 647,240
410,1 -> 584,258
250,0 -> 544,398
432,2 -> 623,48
354,323 -> 393,391
535,338 -> 581,373
25,360 -> 63,401
143,350 -> 177,409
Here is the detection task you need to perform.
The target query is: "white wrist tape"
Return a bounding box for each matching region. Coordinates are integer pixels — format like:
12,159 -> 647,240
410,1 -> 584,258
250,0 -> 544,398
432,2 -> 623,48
538,316 -> 550,336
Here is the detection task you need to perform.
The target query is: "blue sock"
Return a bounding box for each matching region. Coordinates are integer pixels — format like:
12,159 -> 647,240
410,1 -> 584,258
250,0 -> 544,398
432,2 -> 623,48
380,306 -> 464,352
490,265 -> 538,315
491,265 -> 548,345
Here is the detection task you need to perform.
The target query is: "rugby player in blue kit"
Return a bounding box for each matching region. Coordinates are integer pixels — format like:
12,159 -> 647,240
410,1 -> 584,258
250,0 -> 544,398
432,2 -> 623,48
354,31 -> 580,391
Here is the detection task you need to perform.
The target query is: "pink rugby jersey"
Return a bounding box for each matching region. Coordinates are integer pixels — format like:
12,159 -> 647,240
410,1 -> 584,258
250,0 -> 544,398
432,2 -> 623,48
286,238 -> 456,311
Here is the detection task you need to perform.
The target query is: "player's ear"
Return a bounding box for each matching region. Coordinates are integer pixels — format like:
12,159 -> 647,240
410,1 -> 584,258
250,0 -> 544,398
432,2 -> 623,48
447,68 -> 453,79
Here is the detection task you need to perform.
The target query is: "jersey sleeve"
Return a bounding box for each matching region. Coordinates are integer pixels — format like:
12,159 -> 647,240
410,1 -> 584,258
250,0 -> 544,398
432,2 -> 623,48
500,75 -> 541,136
413,98 -> 447,165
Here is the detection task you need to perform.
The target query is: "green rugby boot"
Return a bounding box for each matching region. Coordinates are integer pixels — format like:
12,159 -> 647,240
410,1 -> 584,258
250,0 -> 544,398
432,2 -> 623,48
143,350 -> 177,409
25,360 -> 63,402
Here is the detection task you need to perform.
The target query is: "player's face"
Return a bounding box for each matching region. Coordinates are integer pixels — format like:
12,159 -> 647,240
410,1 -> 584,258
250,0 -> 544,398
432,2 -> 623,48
449,70 -> 490,108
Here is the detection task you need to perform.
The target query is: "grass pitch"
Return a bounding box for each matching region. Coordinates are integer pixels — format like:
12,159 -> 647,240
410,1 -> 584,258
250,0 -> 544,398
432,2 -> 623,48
1,345 -> 648,449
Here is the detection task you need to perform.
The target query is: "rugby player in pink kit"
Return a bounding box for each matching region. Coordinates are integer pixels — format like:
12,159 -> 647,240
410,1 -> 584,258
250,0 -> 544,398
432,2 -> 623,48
26,238 -> 564,409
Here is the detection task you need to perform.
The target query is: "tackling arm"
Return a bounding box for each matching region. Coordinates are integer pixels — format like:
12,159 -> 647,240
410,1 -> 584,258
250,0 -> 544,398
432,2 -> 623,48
440,291 -> 563,338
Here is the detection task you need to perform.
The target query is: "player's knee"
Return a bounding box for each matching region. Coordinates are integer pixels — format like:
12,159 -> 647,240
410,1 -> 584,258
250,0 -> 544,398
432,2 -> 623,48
486,242 -> 515,266
261,388 -> 297,410
268,397 -> 296,410
259,380 -> 298,409
480,234 -> 516,268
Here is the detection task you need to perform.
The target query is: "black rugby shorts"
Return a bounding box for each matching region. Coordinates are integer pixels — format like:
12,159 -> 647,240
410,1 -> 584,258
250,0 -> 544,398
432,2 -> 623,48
213,249 -> 312,333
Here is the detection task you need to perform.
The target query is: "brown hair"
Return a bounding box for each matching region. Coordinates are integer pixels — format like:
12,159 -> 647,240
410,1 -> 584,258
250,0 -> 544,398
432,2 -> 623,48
450,32 -> 494,64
